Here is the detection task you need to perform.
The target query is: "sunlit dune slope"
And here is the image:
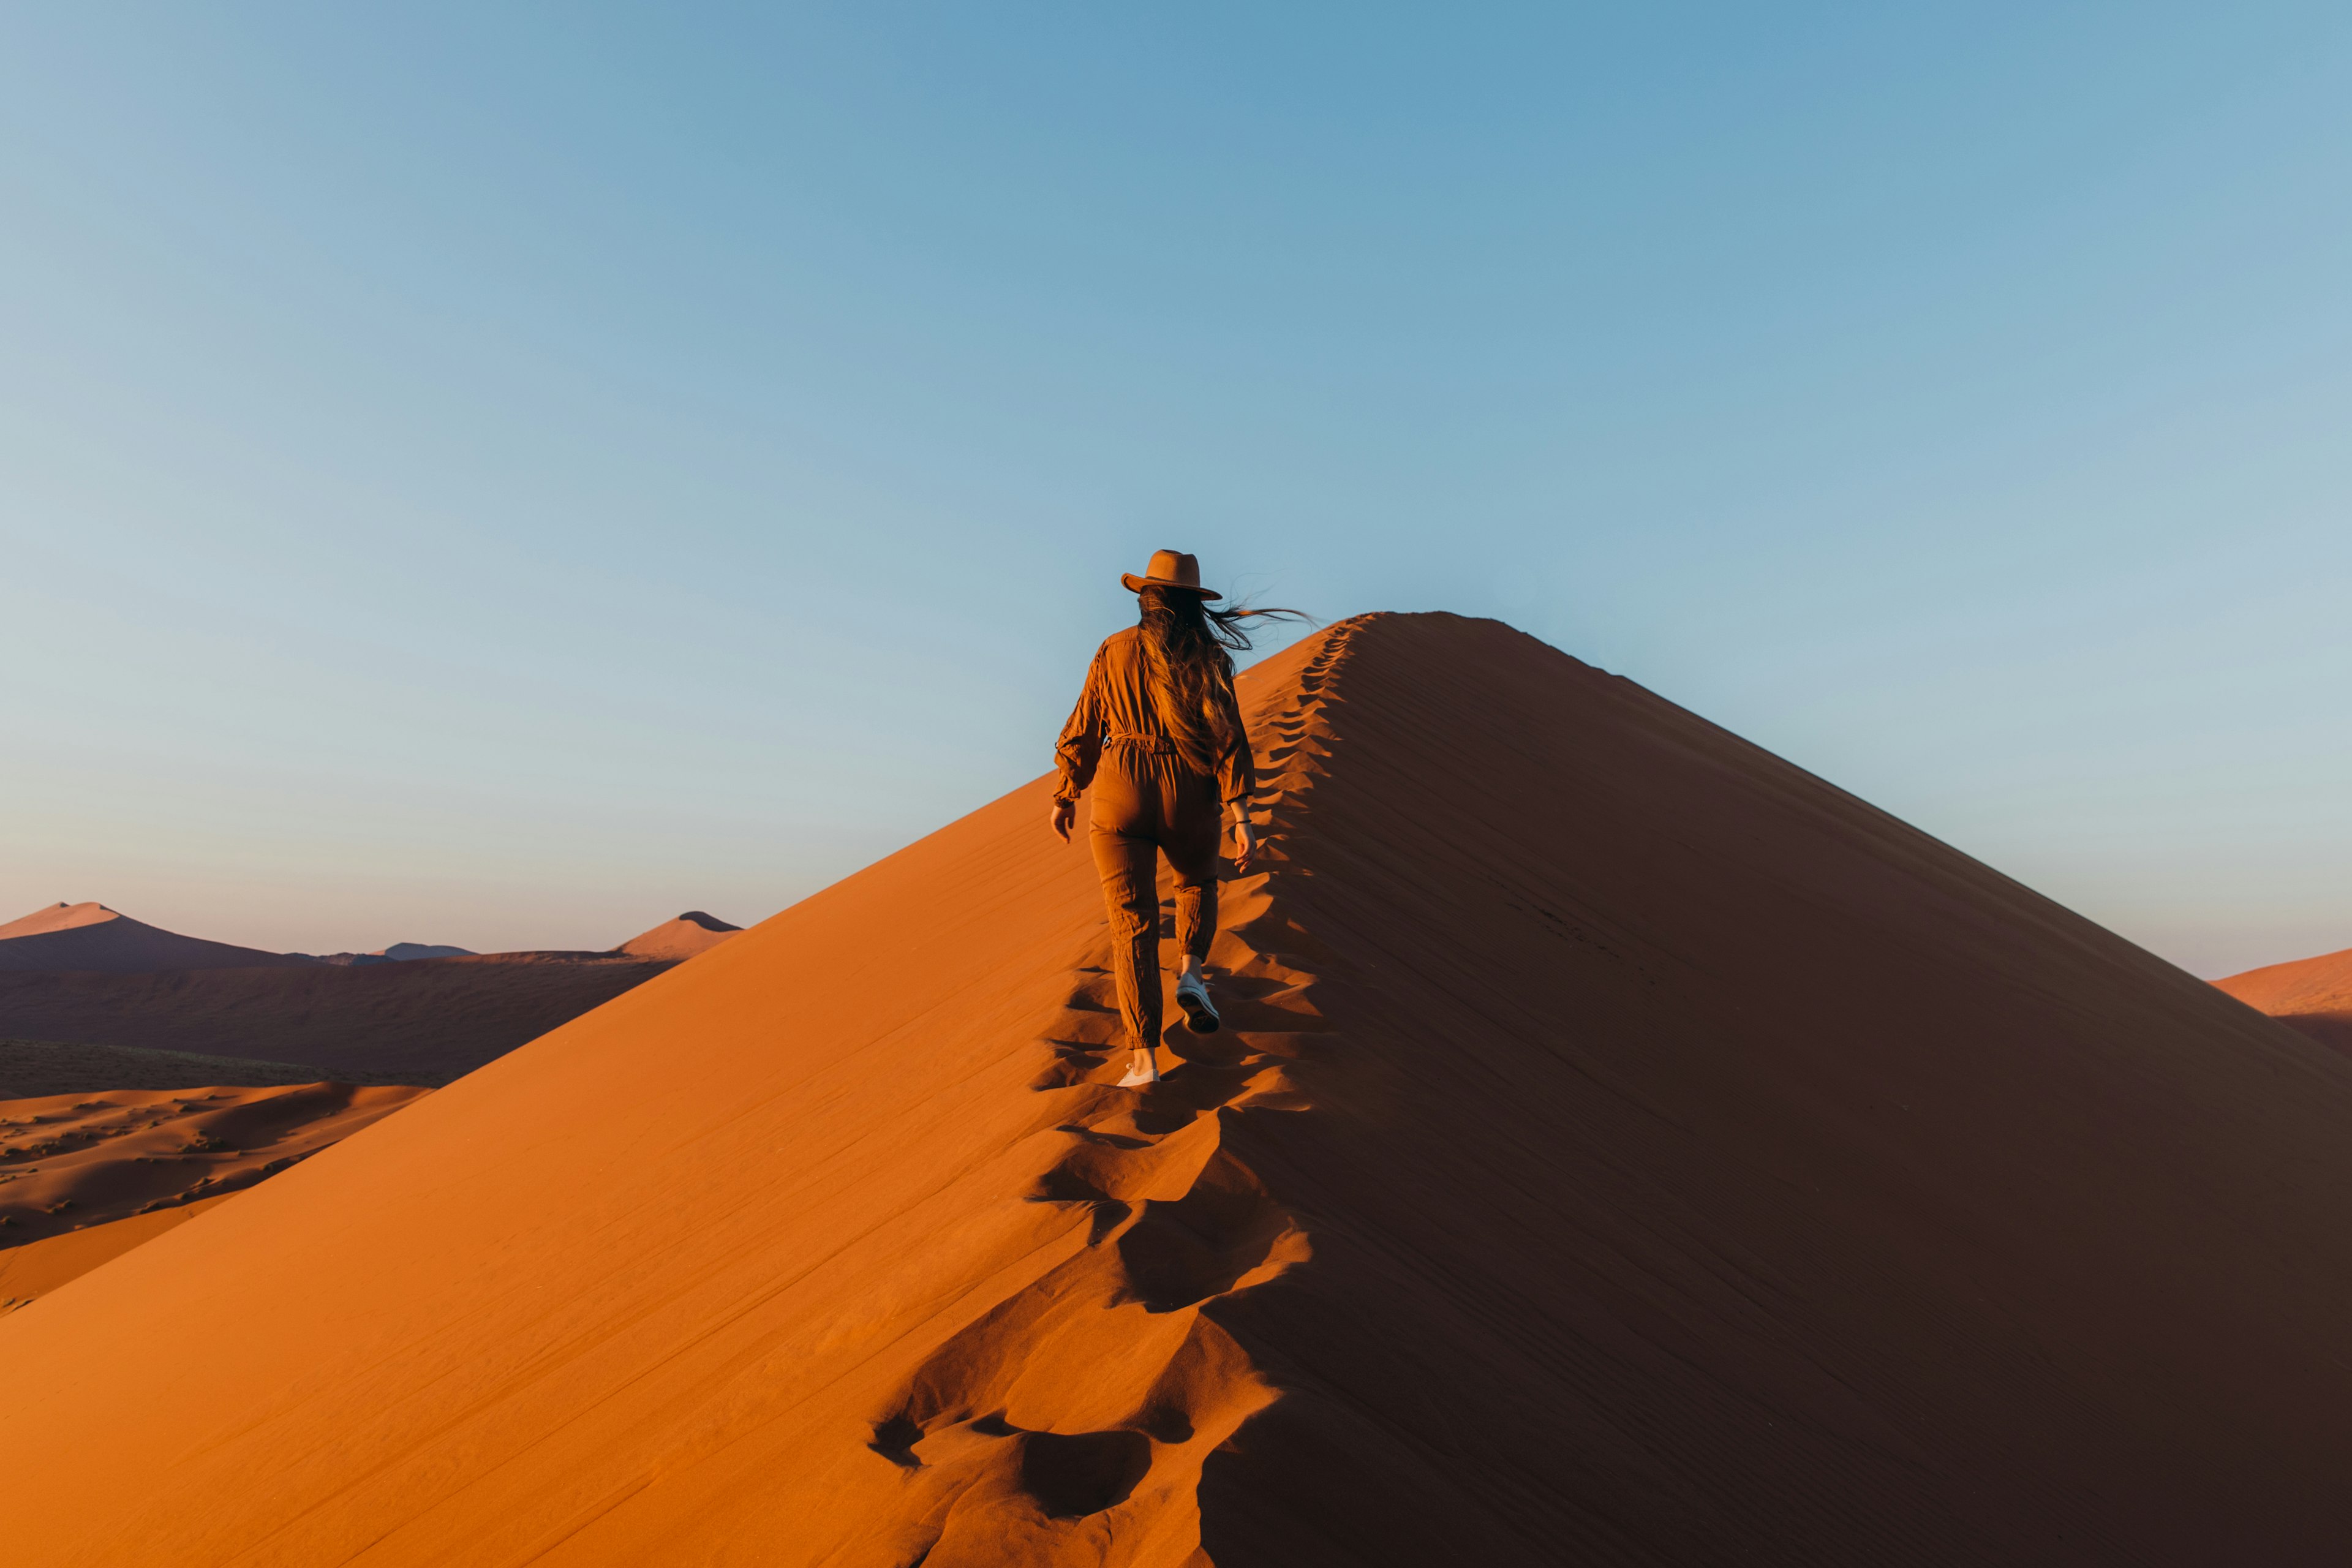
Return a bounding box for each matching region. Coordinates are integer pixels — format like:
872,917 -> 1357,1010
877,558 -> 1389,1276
0,1192 -> 234,1314
2214,945 -> 2352,1055
6,614 -> 2352,1564
0,951 -> 672,1085
0,902 -> 317,973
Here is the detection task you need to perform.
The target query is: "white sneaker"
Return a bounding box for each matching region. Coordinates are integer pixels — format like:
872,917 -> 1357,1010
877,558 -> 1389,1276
1175,972 -> 1220,1033
1117,1054 -> 1160,1088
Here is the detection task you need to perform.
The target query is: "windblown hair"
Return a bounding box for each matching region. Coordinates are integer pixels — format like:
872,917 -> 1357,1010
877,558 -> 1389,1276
1136,586 -> 1310,776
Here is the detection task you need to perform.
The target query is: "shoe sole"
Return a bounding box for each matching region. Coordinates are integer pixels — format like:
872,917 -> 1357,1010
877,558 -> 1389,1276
1177,990 -> 1220,1033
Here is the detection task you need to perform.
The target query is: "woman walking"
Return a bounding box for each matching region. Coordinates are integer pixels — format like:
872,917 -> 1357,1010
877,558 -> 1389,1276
1050,551 -> 1302,1087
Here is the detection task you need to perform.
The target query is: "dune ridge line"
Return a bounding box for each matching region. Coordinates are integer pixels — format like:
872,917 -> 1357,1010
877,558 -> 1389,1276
858,619 -> 1368,1561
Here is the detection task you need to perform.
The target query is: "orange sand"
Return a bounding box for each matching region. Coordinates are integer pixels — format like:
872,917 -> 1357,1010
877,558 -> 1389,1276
0,1081 -> 429,1248
616,909 -> 743,961
2214,945 -> 2352,1056
0,902 -> 318,972
4,614 -> 2352,1562
0,1194 -> 233,1314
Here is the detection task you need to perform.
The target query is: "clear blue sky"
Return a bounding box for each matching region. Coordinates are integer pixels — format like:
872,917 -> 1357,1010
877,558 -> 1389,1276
4,4 -> 2347,976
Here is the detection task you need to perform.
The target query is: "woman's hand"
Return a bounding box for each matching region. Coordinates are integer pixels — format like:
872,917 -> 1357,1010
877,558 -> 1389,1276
1229,804 -> 1258,872
1050,798 -> 1077,843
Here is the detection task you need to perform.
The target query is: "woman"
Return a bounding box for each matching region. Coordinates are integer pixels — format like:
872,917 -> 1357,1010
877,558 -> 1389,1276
1050,550 -> 1304,1087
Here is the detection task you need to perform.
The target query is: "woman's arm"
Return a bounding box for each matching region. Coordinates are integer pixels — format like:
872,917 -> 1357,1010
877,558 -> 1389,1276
1214,668 -> 1257,869
1049,649 -> 1106,841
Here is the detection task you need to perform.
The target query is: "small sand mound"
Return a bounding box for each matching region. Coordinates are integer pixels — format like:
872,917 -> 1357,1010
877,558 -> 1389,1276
614,911 -> 743,962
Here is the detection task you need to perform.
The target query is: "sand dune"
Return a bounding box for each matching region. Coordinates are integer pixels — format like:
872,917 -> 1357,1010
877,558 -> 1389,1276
615,909 -> 742,960
0,951 -> 673,1086
6,614 -> 2352,1562
0,902 -> 318,973
0,903 -> 118,939
0,1080 -> 428,1313
2214,945 -> 2352,1055
0,1036 -> 401,1099
0,1195 -> 232,1314
0,1080 -> 428,1252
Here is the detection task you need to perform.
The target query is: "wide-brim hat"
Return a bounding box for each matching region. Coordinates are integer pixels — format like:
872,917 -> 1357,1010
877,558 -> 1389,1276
1121,549 -> 1221,600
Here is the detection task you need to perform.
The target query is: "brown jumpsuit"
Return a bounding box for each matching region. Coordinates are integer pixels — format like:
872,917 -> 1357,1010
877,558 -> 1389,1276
1054,626 -> 1256,1053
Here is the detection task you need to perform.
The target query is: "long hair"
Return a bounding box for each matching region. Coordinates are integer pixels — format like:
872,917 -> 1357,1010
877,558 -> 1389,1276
1136,586 -> 1310,775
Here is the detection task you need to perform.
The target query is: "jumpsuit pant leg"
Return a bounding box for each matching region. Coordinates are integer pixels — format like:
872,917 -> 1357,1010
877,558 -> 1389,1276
1090,823 -> 1164,1053
1159,783 -> 1220,965
1089,753 -> 1222,1052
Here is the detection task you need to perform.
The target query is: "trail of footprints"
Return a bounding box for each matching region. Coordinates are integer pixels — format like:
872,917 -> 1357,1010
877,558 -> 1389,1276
864,622 -> 1371,1566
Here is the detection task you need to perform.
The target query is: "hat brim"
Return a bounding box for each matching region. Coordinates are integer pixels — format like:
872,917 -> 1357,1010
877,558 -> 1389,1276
1121,573 -> 1221,600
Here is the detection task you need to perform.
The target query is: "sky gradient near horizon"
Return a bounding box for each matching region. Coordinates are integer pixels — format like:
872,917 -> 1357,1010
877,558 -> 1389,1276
6,4 -> 2350,976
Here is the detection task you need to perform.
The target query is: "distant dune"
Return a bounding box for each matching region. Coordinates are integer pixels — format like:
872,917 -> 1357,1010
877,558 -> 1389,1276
0,1079 -> 427,1252
0,952 -> 674,1086
0,1080 -> 426,1313
614,910 -> 742,962
0,1036 -> 400,1100
9,615 -> 2352,1562
0,902 -> 318,973
303,942 -> 479,967
2214,946 -> 2352,1055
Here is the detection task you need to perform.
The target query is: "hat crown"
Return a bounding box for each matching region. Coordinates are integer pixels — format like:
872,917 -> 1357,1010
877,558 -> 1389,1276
1120,549 -> 1219,600
1143,549 -> 1200,589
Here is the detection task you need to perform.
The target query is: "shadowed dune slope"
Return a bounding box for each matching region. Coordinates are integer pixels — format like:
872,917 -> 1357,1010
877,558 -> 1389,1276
6,614 -> 2352,1564
0,902 -> 317,973
0,951 -> 673,1085
2214,946 -> 2352,1055
0,1037 -> 394,1099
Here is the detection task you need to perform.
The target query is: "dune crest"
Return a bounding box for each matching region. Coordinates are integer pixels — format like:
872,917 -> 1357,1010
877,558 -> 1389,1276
7,616 -> 2352,1562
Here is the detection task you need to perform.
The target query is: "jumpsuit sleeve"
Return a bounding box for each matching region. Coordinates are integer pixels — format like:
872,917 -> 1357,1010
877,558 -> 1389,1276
1052,649 -> 1106,803
1213,671 -> 1256,807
